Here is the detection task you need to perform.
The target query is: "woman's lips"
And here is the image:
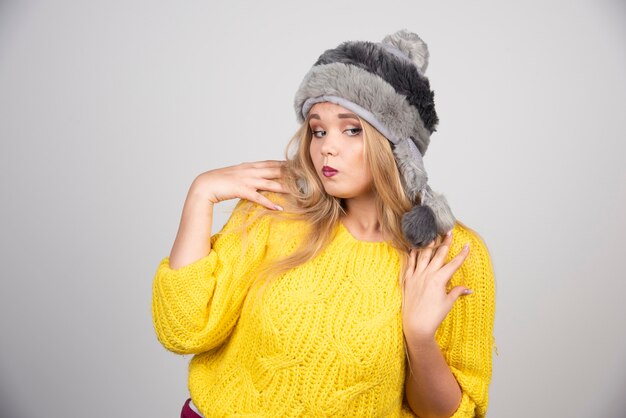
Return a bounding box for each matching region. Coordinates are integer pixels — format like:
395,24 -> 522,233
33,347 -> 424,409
322,165 -> 338,177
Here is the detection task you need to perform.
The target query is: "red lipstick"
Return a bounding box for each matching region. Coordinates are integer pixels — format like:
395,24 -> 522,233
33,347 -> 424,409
322,165 -> 338,177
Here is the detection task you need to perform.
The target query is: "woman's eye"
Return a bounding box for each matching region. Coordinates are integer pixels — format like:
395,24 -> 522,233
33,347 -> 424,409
311,127 -> 361,138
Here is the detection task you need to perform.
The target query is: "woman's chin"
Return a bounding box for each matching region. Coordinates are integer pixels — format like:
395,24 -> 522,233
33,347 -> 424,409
321,185 -> 348,199
321,186 -> 361,200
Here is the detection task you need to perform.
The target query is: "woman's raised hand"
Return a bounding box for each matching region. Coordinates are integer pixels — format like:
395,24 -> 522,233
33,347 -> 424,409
193,160 -> 288,210
402,232 -> 472,346
167,160 -> 287,268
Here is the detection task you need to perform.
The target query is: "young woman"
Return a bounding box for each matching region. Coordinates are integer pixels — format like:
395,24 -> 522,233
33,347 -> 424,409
152,29 -> 496,418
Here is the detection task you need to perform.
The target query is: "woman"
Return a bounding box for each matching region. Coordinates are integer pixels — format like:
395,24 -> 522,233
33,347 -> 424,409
152,29 -> 496,418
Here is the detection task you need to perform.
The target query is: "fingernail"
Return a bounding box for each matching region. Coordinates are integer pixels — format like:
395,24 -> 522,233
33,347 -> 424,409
463,243 -> 470,251
446,230 -> 452,237
463,288 -> 473,295
274,205 -> 283,211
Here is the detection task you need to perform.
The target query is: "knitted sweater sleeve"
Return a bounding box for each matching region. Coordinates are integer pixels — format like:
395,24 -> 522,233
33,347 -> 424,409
437,226 -> 496,418
151,199 -> 271,355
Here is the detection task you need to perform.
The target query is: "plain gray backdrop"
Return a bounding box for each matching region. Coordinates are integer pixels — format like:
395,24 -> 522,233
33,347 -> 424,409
1,0 -> 625,417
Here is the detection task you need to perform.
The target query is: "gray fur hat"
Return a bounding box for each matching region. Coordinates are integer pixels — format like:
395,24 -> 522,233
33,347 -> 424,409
293,29 -> 455,248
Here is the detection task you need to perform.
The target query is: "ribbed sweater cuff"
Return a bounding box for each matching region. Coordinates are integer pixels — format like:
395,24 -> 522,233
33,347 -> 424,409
152,253 -> 218,353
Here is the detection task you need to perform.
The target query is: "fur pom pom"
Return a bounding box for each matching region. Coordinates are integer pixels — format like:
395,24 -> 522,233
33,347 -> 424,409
420,185 -> 456,233
382,29 -> 430,74
402,205 -> 438,248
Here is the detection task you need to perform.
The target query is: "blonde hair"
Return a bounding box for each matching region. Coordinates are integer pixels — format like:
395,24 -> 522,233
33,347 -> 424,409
229,114 -> 446,299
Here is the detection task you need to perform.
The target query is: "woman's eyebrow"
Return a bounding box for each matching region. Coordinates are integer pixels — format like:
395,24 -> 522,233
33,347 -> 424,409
309,113 -> 359,120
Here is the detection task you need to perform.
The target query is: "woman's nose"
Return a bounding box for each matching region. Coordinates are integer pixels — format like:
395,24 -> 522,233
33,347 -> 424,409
320,132 -> 339,156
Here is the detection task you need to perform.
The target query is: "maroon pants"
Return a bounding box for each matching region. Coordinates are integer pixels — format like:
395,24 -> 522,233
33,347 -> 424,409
180,398 -> 202,418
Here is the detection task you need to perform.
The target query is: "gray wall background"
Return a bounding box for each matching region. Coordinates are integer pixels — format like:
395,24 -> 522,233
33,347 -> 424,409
1,0 -> 625,417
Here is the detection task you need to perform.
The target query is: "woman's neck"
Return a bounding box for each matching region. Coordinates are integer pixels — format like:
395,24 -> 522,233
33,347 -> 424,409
341,194 -> 385,242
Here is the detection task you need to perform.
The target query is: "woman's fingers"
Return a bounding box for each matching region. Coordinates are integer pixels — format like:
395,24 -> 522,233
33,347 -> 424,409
245,179 -> 288,210
248,191 -> 284,211
240,159 -> 285,167
443,231 -> 453,245
425,231 -> 453,269
412,232 -> 470,287
249,166 -> 285,180
238,161 -> 289,201
439,243 -> 470,279
250,178 -> 288,194
404,249 -> 417,284
447,285 -> 473,305
415,239 -> 437,273
235,161 -> 286,181
243,161 -> 287,185
243,160 -> 287,173
247,159 -> 287,167
194,160 -> 288,206
248,162 -> 288,209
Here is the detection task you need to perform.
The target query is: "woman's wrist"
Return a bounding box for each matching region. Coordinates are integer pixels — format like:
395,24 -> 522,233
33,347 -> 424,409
189,174 -> 219,205
405,334 -> 438,353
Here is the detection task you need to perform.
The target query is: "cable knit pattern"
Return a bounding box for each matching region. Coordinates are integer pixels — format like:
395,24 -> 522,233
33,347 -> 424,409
152,197 -> 496,417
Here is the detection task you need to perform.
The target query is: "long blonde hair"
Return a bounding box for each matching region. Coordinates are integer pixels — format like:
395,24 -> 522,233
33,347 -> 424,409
230,113 -> 445,296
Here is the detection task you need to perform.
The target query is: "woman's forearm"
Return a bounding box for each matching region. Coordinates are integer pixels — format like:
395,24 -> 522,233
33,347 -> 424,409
167,161 -> 286,269
168,178 -> 215,269
404,337 -> 462,418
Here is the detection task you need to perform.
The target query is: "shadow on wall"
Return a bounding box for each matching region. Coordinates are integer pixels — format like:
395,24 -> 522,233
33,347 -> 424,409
0,385 -> 24,418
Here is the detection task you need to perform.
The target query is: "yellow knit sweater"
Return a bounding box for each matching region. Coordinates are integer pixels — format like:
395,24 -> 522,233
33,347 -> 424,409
152,198 -> 496,417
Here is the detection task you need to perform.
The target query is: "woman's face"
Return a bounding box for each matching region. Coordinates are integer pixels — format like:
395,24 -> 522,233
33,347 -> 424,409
308,102 -> 374,200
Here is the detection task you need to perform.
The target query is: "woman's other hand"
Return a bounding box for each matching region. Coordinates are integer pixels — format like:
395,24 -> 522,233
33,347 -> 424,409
193,160 -> 288,210
402,231 -> 472,346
